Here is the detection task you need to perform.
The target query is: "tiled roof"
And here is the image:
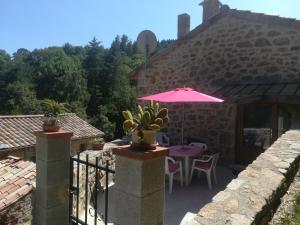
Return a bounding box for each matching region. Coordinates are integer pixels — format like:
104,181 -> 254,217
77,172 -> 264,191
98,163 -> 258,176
132,6 -> 300,78
0,114 -> 103,150
0,156 -> 36,211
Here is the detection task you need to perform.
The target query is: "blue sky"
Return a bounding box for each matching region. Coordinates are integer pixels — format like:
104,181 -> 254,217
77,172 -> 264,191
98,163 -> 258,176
1,0 -> 299,54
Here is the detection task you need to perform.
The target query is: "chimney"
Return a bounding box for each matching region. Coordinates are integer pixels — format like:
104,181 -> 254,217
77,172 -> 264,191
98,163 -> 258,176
177,13 -> 190,39
200,0 -> 222,23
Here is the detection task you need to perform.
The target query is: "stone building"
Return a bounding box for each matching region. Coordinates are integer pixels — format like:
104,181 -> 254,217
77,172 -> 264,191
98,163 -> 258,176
133,0 -> 300,165
0,113 -> 103,160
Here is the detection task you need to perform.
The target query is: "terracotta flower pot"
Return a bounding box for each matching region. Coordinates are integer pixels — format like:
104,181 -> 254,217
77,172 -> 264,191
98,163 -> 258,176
93,143 -> 104,150
42,125 -> 61,132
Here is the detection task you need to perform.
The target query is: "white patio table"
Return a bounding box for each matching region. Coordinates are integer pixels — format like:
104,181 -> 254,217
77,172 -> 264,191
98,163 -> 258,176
169,145 -> 205,186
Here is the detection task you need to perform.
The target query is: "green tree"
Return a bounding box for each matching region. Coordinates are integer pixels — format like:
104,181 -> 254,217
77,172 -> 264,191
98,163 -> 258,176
84,38 -> 111,115
84,36 -> 141,139
0,49 -> 26,114
63,43 -> 86,59
5,81 -> 40,115
29,48 -> 89,116
0,50 -> 11,71
110,35 -> 121,54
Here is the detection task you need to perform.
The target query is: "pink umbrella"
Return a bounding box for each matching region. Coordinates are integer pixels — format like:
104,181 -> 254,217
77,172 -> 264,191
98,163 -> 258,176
139,87 -> 223,103
139,87 -> 224,144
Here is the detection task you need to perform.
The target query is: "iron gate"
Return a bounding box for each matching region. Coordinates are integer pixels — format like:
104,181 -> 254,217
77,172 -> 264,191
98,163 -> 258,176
69,153 -> 115,225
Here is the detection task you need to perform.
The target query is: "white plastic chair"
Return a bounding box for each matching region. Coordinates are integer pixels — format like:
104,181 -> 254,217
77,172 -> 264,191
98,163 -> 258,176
157,132 -> 170,147
165,156 -> 183,193
189,152 -> 220,189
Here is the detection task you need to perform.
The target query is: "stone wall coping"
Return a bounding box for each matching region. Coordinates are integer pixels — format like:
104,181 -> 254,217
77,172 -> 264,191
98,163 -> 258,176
33,130 -> 74,139
192,123 -> 300,225
112,145 -> 169,160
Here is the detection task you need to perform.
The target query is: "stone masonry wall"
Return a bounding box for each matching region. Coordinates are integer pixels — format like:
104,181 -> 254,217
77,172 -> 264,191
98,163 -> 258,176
184,123 -> 300,225
137,15 -> 300,163
70,138 -> 95,156
0,193 -> 32,225
0,147 -> 35,161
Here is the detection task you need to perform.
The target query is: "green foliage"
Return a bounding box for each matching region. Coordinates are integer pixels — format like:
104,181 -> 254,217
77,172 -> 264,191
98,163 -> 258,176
281,193 -> 300,224
0,50 -> 11,71
90,105 -> 116,140
5,81 -> 41,115
67,101 -> 88,120
122,101 -> 169,139
41,99 -> 69,126
29,47 -> 89,104
0,34 -> 147,138
41,99 -> 68,117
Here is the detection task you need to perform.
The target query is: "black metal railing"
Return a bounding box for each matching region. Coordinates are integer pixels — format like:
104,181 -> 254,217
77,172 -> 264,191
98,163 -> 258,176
69,153 -> 115,225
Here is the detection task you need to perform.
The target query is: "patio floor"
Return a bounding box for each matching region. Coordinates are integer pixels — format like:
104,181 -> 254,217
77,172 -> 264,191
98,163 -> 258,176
164,165 -> 235,225
100,143 -> 236,224
81,161 -> 235,225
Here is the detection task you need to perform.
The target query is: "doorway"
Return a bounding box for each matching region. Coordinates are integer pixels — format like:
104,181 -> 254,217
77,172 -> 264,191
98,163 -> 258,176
236,103 -> 299,165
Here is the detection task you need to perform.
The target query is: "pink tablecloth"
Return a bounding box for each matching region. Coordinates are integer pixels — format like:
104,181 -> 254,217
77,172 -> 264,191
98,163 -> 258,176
169,145 -> 204,157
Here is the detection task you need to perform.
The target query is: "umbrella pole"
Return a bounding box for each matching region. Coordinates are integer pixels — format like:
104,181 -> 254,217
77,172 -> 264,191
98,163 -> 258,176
181,103 -> 185,145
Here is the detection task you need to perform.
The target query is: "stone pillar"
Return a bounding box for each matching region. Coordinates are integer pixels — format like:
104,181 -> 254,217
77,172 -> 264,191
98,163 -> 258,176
34,131 -> 73,225
112,145 -> 168,225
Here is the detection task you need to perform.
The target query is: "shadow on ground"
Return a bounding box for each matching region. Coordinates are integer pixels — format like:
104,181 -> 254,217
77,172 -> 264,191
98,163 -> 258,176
164,166 -> 235,225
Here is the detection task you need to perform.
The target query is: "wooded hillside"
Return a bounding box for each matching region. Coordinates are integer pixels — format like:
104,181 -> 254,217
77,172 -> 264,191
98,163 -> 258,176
0,35 -> 174,139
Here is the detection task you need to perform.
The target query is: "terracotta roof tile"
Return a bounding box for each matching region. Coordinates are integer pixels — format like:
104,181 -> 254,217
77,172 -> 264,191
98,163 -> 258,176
14,178 -> 26,186
16,179 -> 30,188
0,157 -> 36,211
0,184 -> 16,194
17,185 -> 33,197
4,193 -> 21,206
24,171 -> 35,179
0,192 -> 8,200
0,113 -> 103,151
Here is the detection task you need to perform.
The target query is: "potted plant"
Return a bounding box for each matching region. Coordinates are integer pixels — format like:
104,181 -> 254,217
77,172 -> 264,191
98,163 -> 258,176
122,101 -> 169,150
90,137 -> 105,150
41,99 -> 68,132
